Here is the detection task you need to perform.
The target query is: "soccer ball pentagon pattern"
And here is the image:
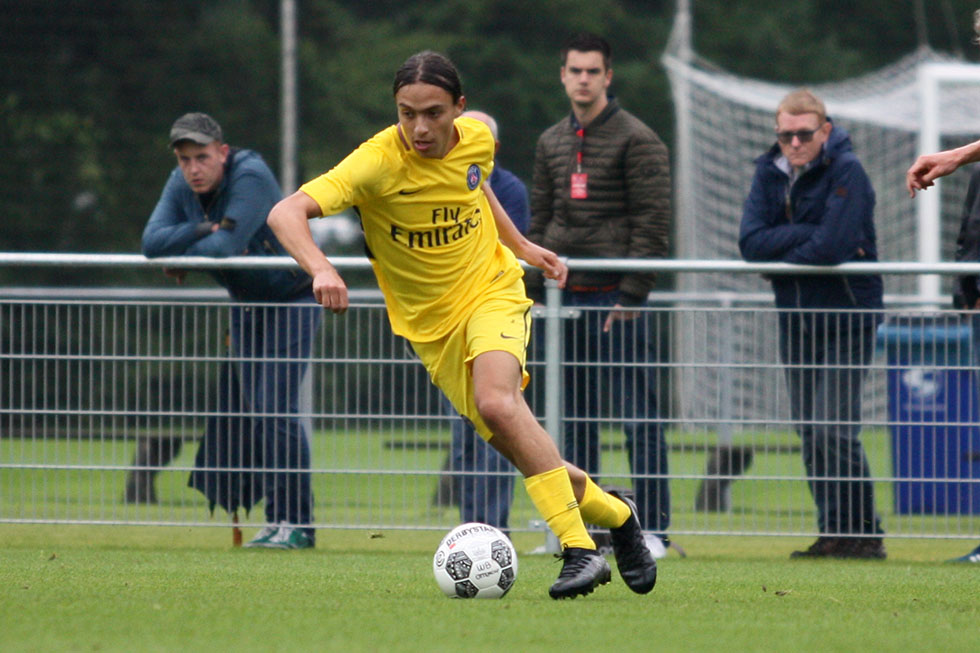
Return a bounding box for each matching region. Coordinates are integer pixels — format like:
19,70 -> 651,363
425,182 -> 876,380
432,522 -> 518,599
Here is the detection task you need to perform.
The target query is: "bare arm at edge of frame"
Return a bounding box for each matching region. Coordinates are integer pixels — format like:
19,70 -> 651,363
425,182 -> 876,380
907,139 -> 980,197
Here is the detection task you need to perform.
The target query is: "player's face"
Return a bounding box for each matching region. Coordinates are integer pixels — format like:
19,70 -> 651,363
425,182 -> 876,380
174,141 -> 229,194
395,83 -> 464,159
775,112 -> 831,168
561,50 -> 611,110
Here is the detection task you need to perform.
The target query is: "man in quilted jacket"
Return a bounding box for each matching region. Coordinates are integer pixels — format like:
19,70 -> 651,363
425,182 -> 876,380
528,32 -> 673,558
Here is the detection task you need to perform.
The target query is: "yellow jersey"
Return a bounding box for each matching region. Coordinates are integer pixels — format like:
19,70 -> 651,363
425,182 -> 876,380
300,116 -> 524,341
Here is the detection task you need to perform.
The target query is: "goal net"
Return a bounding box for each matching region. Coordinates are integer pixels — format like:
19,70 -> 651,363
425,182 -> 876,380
664,44 -> 980,432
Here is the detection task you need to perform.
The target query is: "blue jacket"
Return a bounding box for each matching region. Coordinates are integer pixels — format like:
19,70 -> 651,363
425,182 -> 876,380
490,165 -> 530,235
739,122 -> 883,313
142,148 -> 311,301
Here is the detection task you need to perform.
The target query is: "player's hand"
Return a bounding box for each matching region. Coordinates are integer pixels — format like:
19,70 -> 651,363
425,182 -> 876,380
906,151 -> 959,197
312,266 -> 349,314
163,267 -> 188,284
518,243 -> 567,288
603,304 -> 640,332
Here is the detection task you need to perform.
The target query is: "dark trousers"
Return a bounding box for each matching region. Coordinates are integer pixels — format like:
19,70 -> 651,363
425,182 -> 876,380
232,294 -> 321,527
779,312 -> 883,535
559,290 -> 670,537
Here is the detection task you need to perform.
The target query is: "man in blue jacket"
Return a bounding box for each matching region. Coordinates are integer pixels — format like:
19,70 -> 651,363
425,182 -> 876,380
739,90 -> 886,559
142,112 -> 321,548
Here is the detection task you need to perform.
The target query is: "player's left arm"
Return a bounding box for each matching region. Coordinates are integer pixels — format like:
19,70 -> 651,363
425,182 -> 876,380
484,183 -> 567,288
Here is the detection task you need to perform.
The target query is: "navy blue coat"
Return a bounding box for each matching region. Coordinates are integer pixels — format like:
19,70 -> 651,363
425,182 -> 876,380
739,122 -> 883,313
142,148 -> 311,302
490,164 -> 530,235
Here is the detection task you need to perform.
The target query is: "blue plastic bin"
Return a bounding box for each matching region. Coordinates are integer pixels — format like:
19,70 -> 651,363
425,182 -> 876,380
879,318 -> 980,514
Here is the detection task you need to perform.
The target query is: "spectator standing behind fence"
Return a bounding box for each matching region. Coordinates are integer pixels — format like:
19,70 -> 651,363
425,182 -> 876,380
437,109 -> 527,531
526,33 -> 672,558
141,112 -> 321,549
266,51 -> 659,599
739,89 -> 886,559
906,9 -> 980,564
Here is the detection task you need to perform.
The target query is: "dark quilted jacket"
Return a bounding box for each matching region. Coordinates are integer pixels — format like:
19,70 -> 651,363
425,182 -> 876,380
526,98 -> 671,305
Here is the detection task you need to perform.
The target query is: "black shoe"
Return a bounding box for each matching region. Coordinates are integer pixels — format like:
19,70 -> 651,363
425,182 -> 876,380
548,548 -> 611,600
791,536 -> 887,560
844,537 -> 886,560
790,537 -> 846,558
608,490 -> 658,594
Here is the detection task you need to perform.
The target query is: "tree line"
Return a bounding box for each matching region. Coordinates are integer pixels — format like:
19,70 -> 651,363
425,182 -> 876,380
1,0 -> 977,285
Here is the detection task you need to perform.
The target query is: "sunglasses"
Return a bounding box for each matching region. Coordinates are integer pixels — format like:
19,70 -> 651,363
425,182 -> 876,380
775,127 -> 821,145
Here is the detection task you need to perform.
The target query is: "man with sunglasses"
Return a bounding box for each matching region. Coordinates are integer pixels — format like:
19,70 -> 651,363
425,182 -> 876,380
740,89 -> 886,559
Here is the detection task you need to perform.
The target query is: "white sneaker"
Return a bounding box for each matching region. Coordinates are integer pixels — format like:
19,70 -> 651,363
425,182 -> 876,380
245,523 -> 315,549
244,525 -> 280,548
643,533 -> 668,559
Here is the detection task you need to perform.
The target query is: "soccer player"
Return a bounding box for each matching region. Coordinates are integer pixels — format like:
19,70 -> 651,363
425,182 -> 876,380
266,50 -> 658,598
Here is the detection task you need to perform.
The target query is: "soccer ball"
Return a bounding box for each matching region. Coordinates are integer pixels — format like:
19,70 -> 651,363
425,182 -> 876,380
432,522 -> 518,599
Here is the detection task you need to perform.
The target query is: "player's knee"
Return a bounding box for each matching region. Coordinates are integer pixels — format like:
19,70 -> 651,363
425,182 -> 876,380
474,391 -> 519,430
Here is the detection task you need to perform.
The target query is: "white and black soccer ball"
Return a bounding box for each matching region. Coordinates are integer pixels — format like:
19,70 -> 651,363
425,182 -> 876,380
432,522 -> 518,599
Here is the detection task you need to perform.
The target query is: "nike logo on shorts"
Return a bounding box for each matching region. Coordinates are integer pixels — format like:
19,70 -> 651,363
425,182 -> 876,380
500,332 -> 521,340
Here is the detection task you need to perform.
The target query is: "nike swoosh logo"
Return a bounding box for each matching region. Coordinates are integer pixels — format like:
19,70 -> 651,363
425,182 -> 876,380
398,188 -> 423,195
500,333 -> 521,340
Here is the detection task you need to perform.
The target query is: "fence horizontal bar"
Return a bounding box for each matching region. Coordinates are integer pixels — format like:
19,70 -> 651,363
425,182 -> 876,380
8,252 -> 980,275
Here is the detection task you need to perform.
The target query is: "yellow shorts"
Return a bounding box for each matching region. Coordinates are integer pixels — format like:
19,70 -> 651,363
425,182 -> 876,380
410,278 -> 532,442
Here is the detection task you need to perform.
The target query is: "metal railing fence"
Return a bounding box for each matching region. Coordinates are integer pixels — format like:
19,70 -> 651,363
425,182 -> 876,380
1,254 -> 978,544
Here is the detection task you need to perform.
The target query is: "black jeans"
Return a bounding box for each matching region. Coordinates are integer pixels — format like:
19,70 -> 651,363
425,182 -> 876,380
558,290 -> 670,537
779,312 -> 883,536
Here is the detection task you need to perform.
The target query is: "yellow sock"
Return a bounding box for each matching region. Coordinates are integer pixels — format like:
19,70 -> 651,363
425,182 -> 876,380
578,476 -> 631,529
524,467 -> 595,550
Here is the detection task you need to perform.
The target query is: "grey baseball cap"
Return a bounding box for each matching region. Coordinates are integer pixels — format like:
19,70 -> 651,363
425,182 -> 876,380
168,112 -> 223,148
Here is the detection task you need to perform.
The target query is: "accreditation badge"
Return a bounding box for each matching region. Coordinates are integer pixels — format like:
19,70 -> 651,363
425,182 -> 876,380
570,172 -> 588,199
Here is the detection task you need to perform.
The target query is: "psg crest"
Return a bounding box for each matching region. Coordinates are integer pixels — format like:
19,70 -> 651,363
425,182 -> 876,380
466,164 -> 481,190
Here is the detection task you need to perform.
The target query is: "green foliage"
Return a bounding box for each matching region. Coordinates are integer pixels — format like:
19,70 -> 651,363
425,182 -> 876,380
3,0 -> 980,284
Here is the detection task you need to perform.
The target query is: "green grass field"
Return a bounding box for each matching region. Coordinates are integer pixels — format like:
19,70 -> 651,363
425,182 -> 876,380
3,427 -> 979,651
1,525 -> 978,652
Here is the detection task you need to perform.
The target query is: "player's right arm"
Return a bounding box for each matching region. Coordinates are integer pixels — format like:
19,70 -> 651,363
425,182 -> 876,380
907,139 -> 980,197
267,190 -> 349,314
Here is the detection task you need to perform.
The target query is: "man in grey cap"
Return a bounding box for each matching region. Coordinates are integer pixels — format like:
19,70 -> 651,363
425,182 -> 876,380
140,112 -> 321,549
